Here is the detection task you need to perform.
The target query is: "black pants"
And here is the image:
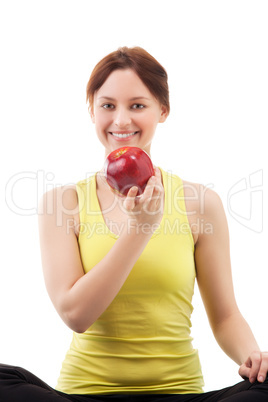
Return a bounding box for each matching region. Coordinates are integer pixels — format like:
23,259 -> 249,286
0,364 -> 268,402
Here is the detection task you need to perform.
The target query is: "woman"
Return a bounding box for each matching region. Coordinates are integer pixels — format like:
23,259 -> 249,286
0,46 -> 267,401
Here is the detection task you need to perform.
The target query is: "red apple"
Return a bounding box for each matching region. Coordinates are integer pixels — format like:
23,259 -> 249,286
104,147 -> 155,196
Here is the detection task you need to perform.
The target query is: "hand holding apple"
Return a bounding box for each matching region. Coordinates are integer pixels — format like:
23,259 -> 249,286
122,167 -> 164,233
104,147 -> 164,234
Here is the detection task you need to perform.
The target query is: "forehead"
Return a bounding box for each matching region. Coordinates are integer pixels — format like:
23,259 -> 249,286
95,69 -> 153,100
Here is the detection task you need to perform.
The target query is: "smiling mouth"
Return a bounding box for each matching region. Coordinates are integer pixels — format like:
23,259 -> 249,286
109,131 -> 139,138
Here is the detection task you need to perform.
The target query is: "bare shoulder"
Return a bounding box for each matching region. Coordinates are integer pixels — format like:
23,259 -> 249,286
182,179 -> 223,213
181,179 -> 224,244
38,184 -> 80,236
39,184 -> 78,213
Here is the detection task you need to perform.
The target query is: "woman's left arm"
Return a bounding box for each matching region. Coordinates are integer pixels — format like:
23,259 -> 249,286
194,187 -> 268,383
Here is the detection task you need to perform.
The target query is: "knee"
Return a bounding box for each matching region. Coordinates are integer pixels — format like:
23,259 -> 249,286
0,363 -> 24,380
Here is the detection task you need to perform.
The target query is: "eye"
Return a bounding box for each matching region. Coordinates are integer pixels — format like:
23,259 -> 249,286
132,103 -> 145,110
101,103 -> 115,110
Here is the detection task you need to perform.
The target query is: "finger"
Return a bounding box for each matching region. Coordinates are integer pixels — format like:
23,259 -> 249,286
239,364 -> 251,381
153,167 -> 164,194
154,166 -> 161,179
141,176 -> 156,205
150,168 -> 164,202
142,167 -> 161,198
153,167 -> 163,185
146,183 -> 163,213
123,186 -> 139,212
257,352 -> 268,382
140,169 -> 164,214
248,352 -> 262,383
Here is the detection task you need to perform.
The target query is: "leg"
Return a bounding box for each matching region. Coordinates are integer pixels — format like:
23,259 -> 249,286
0,363 -> 78,402
174,376 -> 268,402
218,376 -> 268,401
137,377 -> 268,402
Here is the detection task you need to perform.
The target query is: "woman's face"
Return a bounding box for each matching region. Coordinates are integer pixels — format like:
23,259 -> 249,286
91,68 -> 168,157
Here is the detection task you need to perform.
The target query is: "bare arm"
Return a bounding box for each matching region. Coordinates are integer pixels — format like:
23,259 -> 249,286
194,188 -> 262,374
38,170 -> 163,333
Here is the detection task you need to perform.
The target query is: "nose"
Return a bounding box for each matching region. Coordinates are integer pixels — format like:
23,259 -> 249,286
114,107 -> 131,128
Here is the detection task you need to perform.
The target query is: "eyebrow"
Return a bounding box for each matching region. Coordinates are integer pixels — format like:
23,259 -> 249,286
97,96 -> 151,101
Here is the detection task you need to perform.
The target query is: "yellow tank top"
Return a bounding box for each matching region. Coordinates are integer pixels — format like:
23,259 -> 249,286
56,168 -> 204,395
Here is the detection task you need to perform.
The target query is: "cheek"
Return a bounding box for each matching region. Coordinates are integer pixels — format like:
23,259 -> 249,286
95,112 -> 110,129
140,110 -> 160,128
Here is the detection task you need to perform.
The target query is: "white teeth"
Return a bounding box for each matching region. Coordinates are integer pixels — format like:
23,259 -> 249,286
111,132 -> 137,138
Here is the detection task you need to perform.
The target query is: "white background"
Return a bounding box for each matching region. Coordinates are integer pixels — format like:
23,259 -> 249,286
0,0 -> 267,393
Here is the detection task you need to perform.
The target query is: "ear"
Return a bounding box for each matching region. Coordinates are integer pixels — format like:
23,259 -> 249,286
89,107 -> 95,123
159,105 -> 168,123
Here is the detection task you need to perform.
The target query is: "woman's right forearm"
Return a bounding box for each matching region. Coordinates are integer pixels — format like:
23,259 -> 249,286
61,223 -> 152,333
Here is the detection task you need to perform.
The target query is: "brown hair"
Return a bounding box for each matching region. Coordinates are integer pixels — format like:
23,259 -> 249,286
86,46 -> 170,114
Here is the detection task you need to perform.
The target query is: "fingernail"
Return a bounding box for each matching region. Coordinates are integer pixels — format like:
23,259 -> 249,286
250,377 -> 255,383
258,376 -> 264,382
